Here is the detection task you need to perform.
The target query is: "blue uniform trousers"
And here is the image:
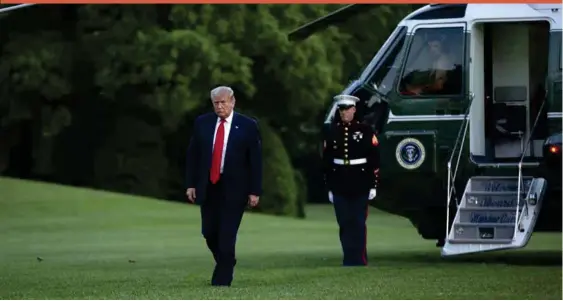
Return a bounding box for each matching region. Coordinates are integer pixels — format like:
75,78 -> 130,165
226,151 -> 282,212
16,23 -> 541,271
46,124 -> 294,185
332,193 -> 369,266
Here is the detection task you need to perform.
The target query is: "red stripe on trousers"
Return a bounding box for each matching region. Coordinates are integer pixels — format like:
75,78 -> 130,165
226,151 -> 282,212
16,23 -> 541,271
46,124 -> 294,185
362,204 -> 368,265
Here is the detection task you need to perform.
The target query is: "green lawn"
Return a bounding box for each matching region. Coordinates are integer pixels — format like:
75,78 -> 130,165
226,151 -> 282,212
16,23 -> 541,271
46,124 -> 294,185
0,177 -> 561,299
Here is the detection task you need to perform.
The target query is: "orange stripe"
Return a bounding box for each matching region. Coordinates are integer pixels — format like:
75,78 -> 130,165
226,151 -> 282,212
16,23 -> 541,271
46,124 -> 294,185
2,0 -> 561,3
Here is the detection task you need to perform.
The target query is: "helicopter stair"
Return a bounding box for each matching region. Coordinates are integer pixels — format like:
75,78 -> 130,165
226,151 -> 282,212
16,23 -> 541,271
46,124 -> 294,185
441,176 -> 547,256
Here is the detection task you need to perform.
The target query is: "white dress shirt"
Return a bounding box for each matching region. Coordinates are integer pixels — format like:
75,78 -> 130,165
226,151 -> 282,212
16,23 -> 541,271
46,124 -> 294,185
212,111 -> 233,173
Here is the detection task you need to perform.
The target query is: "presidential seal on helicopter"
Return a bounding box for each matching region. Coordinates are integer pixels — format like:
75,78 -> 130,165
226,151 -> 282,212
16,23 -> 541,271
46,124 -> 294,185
395,137 -> 426,170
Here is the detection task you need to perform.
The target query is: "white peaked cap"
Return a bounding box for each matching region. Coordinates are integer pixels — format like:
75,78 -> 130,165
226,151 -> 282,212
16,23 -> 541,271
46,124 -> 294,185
334,94 -> 360,106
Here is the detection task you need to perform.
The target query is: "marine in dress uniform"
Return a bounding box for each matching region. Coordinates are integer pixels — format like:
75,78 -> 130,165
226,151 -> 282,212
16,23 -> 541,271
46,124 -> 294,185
322,94 -> 381,266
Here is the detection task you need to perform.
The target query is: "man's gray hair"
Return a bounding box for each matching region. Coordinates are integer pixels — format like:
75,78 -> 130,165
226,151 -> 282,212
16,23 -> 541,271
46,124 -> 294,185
210,86 -> 234,100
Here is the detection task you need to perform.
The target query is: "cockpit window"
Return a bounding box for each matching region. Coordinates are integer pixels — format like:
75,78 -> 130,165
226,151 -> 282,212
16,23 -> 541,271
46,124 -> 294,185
398,26 -> 464,97
359,26 -> 408,85
363,27 -> 407,96
325,26 -> 408,124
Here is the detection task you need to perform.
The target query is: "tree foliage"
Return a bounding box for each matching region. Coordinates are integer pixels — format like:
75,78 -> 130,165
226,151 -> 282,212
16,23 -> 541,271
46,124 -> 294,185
0,4 -> 416,216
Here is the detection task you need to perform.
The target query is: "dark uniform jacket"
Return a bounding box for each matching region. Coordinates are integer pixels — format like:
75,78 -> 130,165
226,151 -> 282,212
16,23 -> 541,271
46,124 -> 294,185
322,119 -> 380,197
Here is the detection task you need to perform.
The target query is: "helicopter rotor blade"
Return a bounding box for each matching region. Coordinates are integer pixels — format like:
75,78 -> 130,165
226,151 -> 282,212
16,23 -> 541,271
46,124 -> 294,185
0,4 -> 37,14
288,4 -> 379,42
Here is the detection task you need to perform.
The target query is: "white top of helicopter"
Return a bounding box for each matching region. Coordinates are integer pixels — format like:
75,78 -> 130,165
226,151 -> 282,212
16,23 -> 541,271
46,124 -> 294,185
398,4 -> 562,31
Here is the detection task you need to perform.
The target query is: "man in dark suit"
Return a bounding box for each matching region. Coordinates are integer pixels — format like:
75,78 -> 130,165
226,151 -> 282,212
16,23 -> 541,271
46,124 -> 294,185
185,86 -> 262,287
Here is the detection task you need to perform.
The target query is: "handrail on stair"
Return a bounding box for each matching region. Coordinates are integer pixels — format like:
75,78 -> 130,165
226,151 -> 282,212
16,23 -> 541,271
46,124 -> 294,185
446,92 -> 474,241
514,93 -> 547,239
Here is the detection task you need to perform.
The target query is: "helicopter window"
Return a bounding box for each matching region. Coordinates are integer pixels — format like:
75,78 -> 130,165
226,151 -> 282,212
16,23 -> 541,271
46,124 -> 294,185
364,27 -> 408,96
397,26 -> 464,97
359,26 -> 407,85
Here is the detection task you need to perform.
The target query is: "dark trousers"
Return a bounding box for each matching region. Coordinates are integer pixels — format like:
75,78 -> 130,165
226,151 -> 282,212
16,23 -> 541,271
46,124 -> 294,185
332,193 -> 369,266
200,179 -> 246,286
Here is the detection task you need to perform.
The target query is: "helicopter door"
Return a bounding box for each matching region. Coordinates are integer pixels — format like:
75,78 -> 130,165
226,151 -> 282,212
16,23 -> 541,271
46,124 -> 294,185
485,22 -> 549,160
383,22 -> 467,175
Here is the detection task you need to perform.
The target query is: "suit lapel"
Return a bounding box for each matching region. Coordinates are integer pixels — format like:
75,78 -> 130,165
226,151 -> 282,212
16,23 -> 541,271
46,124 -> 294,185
225,113 -> 239,157
205,114 -> 217,158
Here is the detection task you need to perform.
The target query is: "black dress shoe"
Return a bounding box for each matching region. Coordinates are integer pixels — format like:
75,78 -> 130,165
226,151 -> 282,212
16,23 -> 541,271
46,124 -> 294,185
210,270 -> 232,287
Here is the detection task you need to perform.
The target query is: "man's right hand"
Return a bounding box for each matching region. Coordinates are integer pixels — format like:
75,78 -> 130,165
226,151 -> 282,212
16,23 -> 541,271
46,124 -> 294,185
186,188 -> 196,203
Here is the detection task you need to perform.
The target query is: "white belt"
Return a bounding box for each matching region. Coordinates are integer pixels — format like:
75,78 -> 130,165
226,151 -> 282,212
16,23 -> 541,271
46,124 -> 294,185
333,158 -> 367,165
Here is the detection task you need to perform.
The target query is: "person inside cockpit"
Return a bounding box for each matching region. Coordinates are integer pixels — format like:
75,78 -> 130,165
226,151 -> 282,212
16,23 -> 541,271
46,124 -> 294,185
402,33 -> 454,95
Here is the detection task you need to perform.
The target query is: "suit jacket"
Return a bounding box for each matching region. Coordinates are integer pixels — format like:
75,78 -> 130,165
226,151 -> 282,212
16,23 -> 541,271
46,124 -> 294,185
185,111 -> 263,205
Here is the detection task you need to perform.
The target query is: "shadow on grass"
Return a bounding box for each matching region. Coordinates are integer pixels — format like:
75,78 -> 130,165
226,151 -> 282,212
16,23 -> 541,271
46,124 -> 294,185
244,249 -> 562,270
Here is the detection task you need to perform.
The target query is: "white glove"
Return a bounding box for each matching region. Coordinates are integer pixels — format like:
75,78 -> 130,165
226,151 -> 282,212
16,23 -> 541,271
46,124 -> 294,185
369,188 -> 377,200
328,191 -> 334,203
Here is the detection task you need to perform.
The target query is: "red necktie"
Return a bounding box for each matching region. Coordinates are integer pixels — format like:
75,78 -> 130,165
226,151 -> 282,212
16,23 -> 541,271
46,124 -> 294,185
210,119 -> 225,184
